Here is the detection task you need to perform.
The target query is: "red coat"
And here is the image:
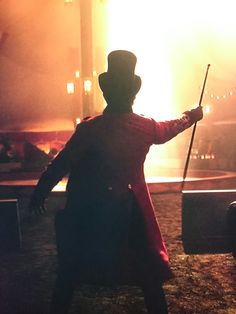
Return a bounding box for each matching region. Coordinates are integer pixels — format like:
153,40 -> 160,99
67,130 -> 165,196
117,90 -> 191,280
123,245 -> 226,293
32,112 -> 193,284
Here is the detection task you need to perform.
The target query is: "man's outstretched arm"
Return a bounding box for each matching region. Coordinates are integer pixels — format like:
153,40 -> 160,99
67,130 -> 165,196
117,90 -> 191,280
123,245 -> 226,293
152,106 -> 203,144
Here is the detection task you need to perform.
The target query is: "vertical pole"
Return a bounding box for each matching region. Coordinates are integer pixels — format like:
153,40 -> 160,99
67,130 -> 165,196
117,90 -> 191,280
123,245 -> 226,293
79,0 -> 93,118
181,64 -> 211,191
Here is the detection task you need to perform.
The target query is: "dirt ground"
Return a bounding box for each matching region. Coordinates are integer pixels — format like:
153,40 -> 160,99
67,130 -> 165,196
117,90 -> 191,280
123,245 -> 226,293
0,192 -> 235,314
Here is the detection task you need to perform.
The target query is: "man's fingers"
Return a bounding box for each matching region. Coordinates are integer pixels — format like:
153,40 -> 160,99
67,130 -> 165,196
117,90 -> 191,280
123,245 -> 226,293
37,205 -> 46,215
40,204 -> 47,215
29,205 -> 47,215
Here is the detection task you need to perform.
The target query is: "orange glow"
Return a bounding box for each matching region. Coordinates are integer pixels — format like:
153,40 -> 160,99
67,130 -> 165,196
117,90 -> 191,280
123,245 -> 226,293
107,0 -> 236,176
64,0 -> 73,4
36,142 -> 50,154
107,1 -> 174,120
107,0 -> 236,116
52,179 -> 67,192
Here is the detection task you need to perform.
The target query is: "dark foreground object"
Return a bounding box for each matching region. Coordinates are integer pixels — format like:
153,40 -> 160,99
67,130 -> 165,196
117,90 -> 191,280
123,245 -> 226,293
0,193 -> 235,314
182,189 -> 236,255
0,199 -> 22,251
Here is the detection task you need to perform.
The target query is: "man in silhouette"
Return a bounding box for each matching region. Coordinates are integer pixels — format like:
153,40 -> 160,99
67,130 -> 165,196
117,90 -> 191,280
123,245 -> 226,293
29,50 -> 203,314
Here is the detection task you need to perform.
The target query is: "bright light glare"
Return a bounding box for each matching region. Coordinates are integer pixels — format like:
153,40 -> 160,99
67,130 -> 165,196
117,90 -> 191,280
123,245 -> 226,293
84,79 -> 92,94
75,70 -> 80,78
204,105 -> 211,114
66,82 -> 75,94
107,0 -> 236,175
107,1 -> 174,120
107,0 -> 236,117
76,117 -> 81,124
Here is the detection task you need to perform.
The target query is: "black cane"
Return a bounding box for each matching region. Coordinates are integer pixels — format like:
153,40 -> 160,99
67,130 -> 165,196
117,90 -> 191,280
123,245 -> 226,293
181,64 -> 211,191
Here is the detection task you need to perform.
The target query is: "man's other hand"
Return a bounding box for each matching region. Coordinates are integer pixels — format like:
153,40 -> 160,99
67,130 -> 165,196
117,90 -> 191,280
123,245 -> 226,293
29,199 -> 47,215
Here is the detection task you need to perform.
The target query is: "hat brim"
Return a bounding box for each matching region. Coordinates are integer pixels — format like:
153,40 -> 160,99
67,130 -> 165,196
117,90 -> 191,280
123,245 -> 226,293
98,72 -> 142,95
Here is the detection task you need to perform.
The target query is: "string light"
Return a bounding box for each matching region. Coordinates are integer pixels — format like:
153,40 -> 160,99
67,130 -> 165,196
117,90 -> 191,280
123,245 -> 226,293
202,88 -> 236,101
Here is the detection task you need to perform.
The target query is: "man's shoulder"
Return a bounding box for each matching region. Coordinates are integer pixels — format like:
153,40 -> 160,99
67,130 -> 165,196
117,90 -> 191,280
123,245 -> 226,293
133,112 -> 152,119
77,113 -> 154,128
76,114 -> 103,127
82,114 -> 103,122
124,113 -> 156,135
131,112 -> 154,124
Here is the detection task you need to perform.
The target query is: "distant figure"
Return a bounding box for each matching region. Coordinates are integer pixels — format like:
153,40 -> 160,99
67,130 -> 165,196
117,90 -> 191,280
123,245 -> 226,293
29,50 -> 203,314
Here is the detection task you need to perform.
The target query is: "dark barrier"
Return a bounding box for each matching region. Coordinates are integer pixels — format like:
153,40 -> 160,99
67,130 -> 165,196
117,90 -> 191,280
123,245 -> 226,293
0,199 -> 22,252
227,201 -> 236,258
182,189 -> 236,256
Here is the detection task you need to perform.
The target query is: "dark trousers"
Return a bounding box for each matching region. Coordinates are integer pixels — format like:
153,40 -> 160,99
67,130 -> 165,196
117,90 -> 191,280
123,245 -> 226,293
50,269 -> 168,314
50,270 -> 76,314
50,201 -> 169,314
141,277 -> 168,314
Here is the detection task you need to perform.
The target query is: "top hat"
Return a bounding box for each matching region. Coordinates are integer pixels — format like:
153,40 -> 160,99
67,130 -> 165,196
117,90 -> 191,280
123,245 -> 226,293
98,50 -> 141,95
